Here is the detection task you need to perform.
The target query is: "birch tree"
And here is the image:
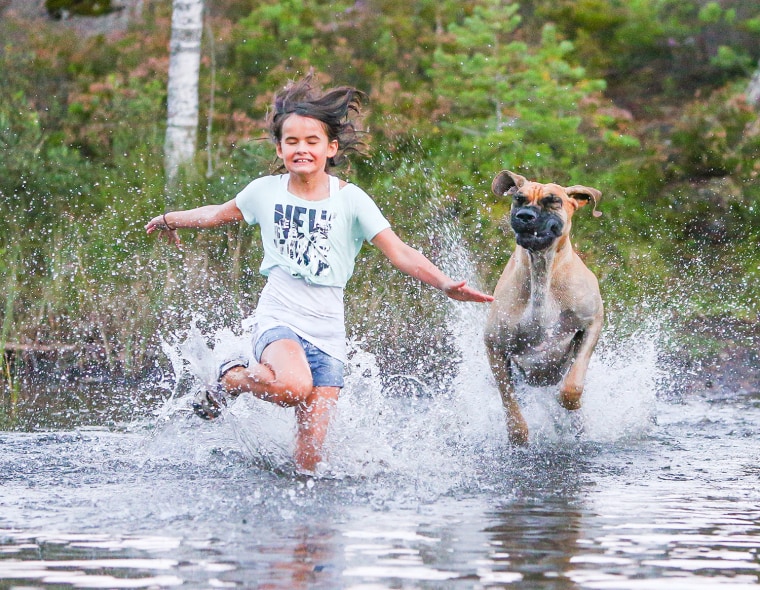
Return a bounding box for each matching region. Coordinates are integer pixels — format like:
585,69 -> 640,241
748,60 -> 760,108
164,0 -> 204,187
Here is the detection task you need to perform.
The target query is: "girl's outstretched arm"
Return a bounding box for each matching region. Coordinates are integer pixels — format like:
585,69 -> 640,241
371,228 -> 494,303
145,199 -> 244,248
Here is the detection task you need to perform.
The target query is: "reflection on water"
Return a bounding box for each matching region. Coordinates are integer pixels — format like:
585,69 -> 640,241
0,531 -> 184,588
1,386 -> 758,588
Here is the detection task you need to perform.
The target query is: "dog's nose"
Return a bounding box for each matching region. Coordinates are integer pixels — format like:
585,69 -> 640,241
515,208 -> 539,223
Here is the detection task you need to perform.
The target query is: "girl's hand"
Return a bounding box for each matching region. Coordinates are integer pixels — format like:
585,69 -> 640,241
442,280 -> 494,303
146,215 -> 182,248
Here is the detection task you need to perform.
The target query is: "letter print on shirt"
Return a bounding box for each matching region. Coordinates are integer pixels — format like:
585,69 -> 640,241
273,203 -> 335,278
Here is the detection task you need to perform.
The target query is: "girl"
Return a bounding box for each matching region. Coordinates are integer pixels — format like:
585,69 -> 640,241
147,74 -> 493,473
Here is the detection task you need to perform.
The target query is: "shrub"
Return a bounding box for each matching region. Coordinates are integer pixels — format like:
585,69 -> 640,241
45,0 -> 113,19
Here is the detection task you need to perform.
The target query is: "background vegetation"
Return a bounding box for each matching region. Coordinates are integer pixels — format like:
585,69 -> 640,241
1,0 -> 759,414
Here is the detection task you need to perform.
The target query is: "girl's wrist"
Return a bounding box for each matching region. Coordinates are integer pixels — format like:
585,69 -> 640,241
162,213 -> 176,230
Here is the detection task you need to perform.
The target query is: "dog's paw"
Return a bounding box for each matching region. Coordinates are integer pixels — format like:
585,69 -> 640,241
507,416 -> 530,446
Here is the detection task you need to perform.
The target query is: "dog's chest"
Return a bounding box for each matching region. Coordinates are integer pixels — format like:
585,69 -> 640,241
486,298 -> 588,386
513,303 -> 578,351
502,302 -> 580,374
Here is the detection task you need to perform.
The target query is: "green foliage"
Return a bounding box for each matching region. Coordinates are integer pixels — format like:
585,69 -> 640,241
45,0 -> 113,18
744,16 -> 760,34
526,0 -> 760,103
429,3 -> 606,185
710,45 -> 754,75
0,95 -> 96,248
0,0 -> 759,383
228,0 -> 352,113
669,83 -> 759,179
698,2 -> 723,24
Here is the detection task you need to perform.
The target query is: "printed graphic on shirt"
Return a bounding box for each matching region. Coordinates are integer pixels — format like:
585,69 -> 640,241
273,203 -> 334,277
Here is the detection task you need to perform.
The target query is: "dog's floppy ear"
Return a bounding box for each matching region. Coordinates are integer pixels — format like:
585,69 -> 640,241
492,170 -> 527,197
566,185 -> 603,218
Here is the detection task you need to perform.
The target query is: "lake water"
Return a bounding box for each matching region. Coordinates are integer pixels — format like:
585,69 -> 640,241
1,297 -> 758,590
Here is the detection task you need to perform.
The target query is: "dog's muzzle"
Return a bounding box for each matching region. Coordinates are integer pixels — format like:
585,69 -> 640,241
511,207 -> 564,251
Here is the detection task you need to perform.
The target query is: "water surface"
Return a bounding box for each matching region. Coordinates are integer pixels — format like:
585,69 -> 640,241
1,308 -> 758,589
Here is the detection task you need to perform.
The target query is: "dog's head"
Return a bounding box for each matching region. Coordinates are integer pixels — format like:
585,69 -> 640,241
492,170 -> 602,252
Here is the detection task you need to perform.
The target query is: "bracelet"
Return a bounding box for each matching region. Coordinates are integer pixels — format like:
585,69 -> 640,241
162,213 -> 175,231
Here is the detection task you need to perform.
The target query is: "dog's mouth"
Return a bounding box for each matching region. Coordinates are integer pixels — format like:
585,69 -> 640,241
511,210 -> 564,251
514,230 -> 558,251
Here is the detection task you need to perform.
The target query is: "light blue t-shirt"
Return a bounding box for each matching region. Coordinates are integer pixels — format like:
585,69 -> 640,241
235,174 -> 391,288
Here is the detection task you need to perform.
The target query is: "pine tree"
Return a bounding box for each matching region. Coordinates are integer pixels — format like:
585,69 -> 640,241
429,0 -> 605,179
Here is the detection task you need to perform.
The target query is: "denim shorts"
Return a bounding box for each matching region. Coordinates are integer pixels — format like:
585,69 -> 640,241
254,326 -> 345,388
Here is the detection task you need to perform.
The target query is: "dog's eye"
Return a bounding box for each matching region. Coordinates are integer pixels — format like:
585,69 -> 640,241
512,194 -> 527,206
542,196 -> 562,209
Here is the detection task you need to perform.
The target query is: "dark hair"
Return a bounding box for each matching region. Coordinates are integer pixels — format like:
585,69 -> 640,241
268,73 -> 368,171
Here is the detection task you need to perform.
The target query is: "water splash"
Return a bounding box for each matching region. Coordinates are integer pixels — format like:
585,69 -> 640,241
150,223 -> 663,488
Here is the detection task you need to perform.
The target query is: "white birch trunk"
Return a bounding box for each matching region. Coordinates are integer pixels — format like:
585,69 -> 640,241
164,0 -> 204,186
130,0 -> 144,19
748,60 -> 760,108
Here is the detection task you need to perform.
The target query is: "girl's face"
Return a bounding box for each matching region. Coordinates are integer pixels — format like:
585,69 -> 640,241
276,114 -> 338,178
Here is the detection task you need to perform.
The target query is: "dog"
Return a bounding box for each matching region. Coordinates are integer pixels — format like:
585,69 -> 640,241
484,170 -> 604,444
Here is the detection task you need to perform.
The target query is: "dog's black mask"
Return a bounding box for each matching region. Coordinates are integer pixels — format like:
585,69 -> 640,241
510,207 -> 564,251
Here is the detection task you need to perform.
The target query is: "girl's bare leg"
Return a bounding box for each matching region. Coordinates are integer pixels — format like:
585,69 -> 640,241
221,339 -> 313,405
219,339 -> 339,471
294,386 -> 340,472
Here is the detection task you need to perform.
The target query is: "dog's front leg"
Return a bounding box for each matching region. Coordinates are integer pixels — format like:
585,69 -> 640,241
486,346 -> 529,444
559,313 -> 603,410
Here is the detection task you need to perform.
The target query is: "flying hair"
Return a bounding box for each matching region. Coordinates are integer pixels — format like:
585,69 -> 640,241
268,72 -> 368,171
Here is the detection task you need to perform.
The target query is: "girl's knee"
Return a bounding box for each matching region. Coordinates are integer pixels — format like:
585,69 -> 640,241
301,387 -> 340,415
280,373 -> 314,402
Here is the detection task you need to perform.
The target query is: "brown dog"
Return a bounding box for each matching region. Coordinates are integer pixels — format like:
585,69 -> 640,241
484,171 -> 604,444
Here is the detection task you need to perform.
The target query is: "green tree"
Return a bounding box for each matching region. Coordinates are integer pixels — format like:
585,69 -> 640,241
45,0 -> 113,18
429,0 -> 606,182
227,0 -> 352,113
527,0 -> 760,101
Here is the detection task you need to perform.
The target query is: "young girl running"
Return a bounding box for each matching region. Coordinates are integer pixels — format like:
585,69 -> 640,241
146,74 -> 493,473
